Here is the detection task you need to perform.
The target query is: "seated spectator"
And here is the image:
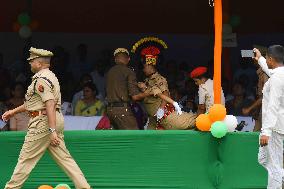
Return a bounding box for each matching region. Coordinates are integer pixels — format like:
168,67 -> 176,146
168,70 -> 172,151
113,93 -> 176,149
170,86 -> 182,102
75,82 -> 105,116
61,102 -> 72,115
237,74 -> 256,100
226,81 -> 253,116
72,73 -> 93,112
5,82 -> 29,131
182,94 -> 197,113
6,82 -> 26,109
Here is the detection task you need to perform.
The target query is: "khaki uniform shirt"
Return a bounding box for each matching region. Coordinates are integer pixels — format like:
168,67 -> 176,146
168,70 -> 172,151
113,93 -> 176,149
143,72 -> 169,116
25,68 -> 61,111
24,68 -> 62,141
106,64 -> 140,103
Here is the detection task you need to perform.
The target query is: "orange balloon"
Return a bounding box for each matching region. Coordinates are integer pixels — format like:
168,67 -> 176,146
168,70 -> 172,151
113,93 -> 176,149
196,114 -> 212,131
209,104 -> 226,122
56,187 -> 68,189
38,185 -> 53,189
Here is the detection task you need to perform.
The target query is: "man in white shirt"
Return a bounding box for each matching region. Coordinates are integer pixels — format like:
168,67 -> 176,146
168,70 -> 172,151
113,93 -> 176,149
254,45 -> 284,189
190,66 -> 225,115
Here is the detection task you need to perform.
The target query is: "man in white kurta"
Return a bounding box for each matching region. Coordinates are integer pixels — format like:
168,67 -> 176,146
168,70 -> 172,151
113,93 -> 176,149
254,45 -> 284,189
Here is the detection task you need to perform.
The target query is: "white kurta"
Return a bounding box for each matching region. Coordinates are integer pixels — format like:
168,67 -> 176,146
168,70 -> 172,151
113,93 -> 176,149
258,58 -> 284,188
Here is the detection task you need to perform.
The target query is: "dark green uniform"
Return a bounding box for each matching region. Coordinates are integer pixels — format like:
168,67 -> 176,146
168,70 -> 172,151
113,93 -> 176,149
106,64 -> 140,129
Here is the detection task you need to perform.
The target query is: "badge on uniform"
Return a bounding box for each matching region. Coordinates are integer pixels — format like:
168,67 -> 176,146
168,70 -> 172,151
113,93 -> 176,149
38,85 -> 44,92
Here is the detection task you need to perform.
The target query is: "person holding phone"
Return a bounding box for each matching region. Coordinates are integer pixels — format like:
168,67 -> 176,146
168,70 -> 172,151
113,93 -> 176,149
242,48 -> 269,131
254,45 -> 284,188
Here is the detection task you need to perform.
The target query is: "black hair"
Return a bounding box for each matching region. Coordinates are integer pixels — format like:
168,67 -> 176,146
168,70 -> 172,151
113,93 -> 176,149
267,45 -> 284,63
83,82 -> 98,94
80,73 -> 93,83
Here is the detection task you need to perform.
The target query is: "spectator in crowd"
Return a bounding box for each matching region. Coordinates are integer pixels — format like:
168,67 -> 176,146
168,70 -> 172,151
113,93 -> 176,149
6,82 -> 26,109
75,82 -> 105,116
182,94 -> 197,113
226,81 -> 253,116
5,82 -> 29,131
182,79 -> 198,100
130,102 -> 148,130
237,73 -> 255,100
170,86 -> 182,103
175,61 -> 189,89
233,58 -> 258,93
72,73 -> 93,112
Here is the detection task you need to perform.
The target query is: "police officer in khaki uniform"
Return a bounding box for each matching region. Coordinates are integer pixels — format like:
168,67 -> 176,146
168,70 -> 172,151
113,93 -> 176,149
138,46 -> 196,130
2,47 -> 91,189
106,48 -> 151,130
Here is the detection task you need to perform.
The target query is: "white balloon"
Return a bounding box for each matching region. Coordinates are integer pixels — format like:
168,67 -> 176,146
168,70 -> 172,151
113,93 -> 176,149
223,115 -> 238,132
19,26 -> 32,39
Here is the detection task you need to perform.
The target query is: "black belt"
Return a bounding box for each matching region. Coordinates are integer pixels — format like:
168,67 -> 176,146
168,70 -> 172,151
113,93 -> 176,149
108,102 -> 130,107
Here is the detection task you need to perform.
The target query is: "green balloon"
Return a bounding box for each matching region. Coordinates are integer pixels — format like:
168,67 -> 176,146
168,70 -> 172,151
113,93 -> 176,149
210,121 -> 228,138
18,13 -> 31,25
55,184 -> 71,189
229,15 -> 241,28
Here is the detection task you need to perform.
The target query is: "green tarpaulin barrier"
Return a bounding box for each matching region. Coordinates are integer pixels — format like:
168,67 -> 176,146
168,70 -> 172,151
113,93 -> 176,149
0,131 -> 267,189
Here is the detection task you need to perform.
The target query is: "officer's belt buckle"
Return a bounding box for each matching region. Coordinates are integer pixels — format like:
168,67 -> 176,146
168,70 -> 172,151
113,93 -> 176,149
28,108 -> 60,118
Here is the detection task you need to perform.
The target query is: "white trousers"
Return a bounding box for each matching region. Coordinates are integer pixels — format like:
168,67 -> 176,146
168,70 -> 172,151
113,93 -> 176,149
258,131 -> 284,189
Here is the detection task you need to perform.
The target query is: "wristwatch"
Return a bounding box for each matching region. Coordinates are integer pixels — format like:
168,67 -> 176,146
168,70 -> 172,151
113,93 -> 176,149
48,128 -> 56,133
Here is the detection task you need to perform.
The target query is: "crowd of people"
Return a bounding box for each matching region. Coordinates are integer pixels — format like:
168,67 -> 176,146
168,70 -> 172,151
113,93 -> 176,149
0,42 -> 266,131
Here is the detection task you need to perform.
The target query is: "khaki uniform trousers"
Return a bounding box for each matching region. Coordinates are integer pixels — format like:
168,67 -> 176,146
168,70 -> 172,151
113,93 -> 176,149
107,106 -> 138,130
5,112 -> 91,189
147,111 -> 197,130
